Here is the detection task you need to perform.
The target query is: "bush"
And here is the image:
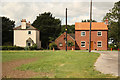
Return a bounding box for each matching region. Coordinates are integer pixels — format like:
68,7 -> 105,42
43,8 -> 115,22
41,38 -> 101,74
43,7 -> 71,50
29,44 -> 37,50
108,44 -> 118,50
24,46 -> 30,50
49,42 -> 57,50
1,46 -> 24,50
67,41 -> 74,47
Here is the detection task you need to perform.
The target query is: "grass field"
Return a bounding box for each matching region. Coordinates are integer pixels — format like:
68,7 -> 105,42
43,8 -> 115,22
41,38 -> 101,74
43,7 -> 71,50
2,50 -> 115,78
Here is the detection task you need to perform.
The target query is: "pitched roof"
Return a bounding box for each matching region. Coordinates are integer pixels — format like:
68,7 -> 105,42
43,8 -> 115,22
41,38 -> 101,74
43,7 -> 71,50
13,23 -> 38,30
26,37 -> 34,42
69,33 -> 75,40
55,32 -> 75,41
75,22 -> 108,30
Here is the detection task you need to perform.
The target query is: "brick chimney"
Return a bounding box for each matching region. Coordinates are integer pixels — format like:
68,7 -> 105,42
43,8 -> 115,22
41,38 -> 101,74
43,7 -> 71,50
21,19 -> 26,29
105,18 -> 108,25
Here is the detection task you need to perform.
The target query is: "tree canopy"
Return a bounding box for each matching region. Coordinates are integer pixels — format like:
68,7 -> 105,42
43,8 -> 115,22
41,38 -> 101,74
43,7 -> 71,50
32,12 -> 61,48
61,25 -> 75,34
103,1 -> 120,48
1,17 -> 15,46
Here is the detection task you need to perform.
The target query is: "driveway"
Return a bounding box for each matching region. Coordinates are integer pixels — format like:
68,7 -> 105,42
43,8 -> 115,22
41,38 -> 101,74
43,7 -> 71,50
93,51 -> 119,76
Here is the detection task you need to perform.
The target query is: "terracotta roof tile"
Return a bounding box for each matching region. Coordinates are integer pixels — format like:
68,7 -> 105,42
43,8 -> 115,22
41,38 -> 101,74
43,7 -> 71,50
75,22 -> 108,30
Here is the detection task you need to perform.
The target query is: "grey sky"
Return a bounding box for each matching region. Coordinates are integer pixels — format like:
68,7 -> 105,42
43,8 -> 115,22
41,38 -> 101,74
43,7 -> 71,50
0,1 -> 118,26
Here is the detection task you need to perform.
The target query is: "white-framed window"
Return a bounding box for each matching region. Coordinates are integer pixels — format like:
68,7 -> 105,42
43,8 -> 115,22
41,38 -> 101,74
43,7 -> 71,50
81,41 -> 85,47
97,41 -> 102,47
59,43 -> 63,47
28,31 -> 31,34
97,31 -> 102,36
81,31 -> 86,36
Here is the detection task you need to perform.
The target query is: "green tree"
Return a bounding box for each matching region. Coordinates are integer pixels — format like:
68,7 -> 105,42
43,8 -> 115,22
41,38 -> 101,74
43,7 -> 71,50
32,12 -> 61,48
81,19 -> 97,22
1,17 -> 15,46
67,41 -> 74,47
103,1 -> 120,48
49,42 -> 57,50
61,25 -> 75,34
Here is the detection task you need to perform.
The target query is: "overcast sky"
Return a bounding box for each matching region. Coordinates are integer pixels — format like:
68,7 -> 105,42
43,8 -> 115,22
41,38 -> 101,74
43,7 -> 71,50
0,0 -> 119,26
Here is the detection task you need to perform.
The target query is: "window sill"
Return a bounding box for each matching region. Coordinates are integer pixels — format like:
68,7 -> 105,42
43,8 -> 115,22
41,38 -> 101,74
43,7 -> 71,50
81,46 -> 85,47
97,46 -> 102,47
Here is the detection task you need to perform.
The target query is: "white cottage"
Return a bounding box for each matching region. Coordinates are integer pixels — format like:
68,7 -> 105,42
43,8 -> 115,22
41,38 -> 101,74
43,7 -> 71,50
13,19 -> 41,48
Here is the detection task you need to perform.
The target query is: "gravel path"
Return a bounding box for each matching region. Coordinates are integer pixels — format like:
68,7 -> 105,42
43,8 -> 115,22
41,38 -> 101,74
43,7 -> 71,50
93,51 -> 119,76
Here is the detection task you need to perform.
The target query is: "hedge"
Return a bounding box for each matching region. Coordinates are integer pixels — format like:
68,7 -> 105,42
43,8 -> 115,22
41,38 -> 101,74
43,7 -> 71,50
1,46 -> 24,50
1,45 -> 44,50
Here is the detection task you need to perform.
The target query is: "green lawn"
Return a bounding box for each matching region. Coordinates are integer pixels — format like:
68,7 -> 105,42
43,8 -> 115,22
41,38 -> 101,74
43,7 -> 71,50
2,50 -> 115,78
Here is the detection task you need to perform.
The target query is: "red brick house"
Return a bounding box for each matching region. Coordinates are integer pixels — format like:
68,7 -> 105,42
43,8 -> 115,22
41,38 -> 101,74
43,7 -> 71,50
75,22 -> 108,50
55,32 -> 75,50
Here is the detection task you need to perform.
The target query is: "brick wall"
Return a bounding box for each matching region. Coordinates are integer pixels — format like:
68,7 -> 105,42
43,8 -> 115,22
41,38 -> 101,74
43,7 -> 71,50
75,30 -> 108,50
55,33 -> 75,50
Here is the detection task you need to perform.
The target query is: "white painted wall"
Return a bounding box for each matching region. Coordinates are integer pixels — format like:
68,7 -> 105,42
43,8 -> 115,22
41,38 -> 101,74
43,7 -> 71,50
14,30 -> 37,47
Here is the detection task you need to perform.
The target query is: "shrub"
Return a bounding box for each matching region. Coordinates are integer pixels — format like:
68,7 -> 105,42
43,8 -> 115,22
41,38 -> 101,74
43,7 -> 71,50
67,41 -> 74,47
108,44 -> 118,50
29,44 -> 37,50
1,46 -> 24,50
24,46 -> 30,50
49,42 -> 57,50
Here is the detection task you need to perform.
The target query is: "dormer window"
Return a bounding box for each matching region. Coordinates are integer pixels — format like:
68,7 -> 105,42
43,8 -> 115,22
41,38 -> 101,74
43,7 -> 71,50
97,31 -> 102,36
28,31 -> 31,34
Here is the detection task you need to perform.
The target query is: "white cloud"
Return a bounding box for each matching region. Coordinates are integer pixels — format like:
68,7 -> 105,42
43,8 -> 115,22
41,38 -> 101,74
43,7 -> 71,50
1,0 -> 120,2
0,2 -> 115,26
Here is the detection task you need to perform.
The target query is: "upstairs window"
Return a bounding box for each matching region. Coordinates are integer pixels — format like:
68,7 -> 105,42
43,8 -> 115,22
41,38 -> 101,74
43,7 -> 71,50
97,31 -> 102,36
81,31 -> 86,36
28,31 -> 31,34
97,41 -> 102,47
81,41 -> 85,47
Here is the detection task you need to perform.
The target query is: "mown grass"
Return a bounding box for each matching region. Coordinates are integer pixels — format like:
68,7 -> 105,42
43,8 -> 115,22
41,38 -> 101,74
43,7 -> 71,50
2,50 -> 50,62
2,50 -> 115,78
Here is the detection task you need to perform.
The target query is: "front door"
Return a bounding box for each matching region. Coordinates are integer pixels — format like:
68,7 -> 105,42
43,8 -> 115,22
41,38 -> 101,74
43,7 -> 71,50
91,41 -> 93,50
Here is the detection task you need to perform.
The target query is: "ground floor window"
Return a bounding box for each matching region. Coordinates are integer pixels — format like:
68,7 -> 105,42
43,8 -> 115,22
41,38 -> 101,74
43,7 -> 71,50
97,41 -> 102,47
81,41 -> 85,47
59,43 -> 63,47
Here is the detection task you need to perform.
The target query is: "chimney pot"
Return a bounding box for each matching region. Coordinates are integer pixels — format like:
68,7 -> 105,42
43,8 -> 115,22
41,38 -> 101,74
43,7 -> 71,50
21,19 -> 26,22
21,19 -> 26,29
105,18 -> 108,25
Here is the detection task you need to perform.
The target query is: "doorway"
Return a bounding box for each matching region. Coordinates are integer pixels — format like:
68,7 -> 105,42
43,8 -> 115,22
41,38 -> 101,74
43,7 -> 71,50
91,41 -> 93,50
